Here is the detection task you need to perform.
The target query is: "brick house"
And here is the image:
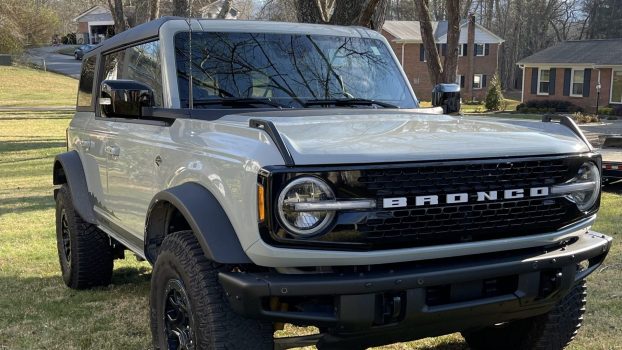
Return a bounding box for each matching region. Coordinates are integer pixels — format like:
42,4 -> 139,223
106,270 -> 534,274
382,19 -> 504,101
518,39 -> 622,112
73,6 -> 115,45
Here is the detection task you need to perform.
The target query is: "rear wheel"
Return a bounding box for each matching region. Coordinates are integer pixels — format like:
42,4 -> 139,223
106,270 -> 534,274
462,281 -> 587,350
55,184 -> 113,289
150,231 -> 274,349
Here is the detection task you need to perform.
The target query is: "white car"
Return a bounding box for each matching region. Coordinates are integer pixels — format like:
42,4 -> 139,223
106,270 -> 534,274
52,17 -> 611,350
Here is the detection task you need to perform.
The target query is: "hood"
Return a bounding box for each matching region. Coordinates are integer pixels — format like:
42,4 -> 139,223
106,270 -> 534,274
225,110 -> 590,165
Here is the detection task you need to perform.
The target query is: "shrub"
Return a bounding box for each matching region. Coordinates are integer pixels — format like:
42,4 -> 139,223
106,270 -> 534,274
606,115 -> 618,120
516,103 -> 526,111
65,33 -> 77,45
598,107 -> 613,115
572,112 -> 599,124
519,100 -> 582,113
527,107 -> 539,114
484,74 -> 504,111
612,105 -> 622,116
518,106 -> 528,113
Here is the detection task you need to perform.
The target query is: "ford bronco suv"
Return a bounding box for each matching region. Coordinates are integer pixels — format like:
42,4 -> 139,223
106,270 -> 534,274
53,17 -> 612,350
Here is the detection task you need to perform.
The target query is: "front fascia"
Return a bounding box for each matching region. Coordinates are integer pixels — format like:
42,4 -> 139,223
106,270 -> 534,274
247,153 -> 601,267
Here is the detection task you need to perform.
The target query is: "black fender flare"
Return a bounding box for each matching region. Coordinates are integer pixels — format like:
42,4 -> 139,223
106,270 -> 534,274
145,182 -> 252,265
53,151 -> 96,223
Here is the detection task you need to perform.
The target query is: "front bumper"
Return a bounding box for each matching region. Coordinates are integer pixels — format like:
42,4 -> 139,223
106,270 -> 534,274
220,231 -> 611,348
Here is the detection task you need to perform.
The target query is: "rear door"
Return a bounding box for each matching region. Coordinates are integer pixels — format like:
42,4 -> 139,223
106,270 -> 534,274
98,41 -> 166,242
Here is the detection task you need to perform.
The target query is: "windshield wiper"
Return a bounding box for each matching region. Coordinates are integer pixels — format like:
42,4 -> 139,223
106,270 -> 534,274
302,98 -> 398,108
191,98 -> 286,108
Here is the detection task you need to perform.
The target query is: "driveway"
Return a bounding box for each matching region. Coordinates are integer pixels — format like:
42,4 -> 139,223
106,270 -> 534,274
579,119 -> 622,147
25,46 -> 81,79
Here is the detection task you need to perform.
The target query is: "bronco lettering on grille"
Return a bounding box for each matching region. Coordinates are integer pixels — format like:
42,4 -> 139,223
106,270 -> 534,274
382,187 -> 550,209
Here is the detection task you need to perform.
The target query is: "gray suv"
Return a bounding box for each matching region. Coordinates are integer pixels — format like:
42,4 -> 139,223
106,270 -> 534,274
53,17 -> 611,350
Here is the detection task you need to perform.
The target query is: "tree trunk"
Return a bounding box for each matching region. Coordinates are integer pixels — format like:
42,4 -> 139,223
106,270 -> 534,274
217,0 -> 232,18
172,0 -> 189,17
296,0 -> 334,23
295,0 -> 388,30
415,0 -> 443,85
442,0 -> 460,83
107,0 -> 127,33
149,0 -> 159,20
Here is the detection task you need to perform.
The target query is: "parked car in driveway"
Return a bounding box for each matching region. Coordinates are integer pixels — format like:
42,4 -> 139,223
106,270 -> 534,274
599,136 -> 622,183
73,44 -> 95,60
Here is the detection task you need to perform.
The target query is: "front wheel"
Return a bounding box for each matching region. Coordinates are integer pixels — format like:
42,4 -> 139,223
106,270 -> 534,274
150,231 -> 274,349
462,281 -> 587,350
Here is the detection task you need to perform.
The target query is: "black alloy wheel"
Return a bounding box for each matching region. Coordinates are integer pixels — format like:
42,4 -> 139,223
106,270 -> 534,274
163,279 -> 195,350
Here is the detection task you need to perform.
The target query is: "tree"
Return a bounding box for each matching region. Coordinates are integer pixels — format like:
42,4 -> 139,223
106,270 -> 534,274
149,0 -> 160,20
172,0 -> 189,17
107,0 -> 127,33
217,0 -> 232,18
294,0 -> 390,31
485,73 -> 503,111
414,0 -> 461,85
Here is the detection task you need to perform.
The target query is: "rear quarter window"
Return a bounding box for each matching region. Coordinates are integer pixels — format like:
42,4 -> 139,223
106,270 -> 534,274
77,56 -> 96,108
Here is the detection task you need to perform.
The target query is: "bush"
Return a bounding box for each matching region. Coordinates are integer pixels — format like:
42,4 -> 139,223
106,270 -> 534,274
572,112 -> 599,124
598,107 -> 613,115
484,74 -> 504,111
606,115 -> 618,120
65,33 -> 77,45
612,105 -> 622,116
517,100 -> 582,113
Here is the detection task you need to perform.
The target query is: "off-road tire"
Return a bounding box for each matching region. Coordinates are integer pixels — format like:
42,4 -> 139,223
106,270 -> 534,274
55,184 -> 113,289
462,280 -> 587,350
150,230 -> 274,350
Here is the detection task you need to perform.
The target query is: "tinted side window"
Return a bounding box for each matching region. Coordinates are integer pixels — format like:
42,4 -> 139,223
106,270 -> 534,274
102,41 -> 163,108
77,56 -> 96,108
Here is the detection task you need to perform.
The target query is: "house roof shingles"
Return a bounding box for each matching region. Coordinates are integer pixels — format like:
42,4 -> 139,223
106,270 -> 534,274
383,20 -> 503,44
518,39 -> 622,66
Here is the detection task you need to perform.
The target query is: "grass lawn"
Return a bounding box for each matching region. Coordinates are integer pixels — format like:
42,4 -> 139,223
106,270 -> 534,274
0,111 -> 621,349
0,66 -> 77,107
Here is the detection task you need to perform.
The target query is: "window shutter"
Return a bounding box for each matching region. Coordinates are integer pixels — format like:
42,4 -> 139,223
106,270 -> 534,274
583,68 -> 591,97
531,68 -> 538,94
460,75 -> 465,88
485,43 -> 490,56
563,68 -> 571,96
474,44 -> 478,56
442,43 -> 447,56
462,44 -> 467,56
420,44 -> 425,61
482,74 -> 487,88
549,68 -> 556,95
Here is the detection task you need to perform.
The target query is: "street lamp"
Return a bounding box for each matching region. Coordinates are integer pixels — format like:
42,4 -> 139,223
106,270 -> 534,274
596,82 -> 602,114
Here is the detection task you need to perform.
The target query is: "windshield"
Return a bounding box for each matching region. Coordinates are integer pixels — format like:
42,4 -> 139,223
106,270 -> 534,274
174,32 -> 417,109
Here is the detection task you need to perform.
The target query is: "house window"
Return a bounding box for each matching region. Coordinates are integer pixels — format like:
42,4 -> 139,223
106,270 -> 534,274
473,74 -> 483,89
475,44 -> 485,56
611,69 -> 622,104
458,44 -> 465,56
571,69 -> 584,96
538,69 -> 550,95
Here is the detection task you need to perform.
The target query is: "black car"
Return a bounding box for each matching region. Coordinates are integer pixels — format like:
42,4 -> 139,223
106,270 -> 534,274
74,44 -> 95,60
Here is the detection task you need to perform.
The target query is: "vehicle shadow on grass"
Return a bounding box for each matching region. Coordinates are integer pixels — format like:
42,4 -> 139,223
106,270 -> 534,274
113,265 -> 152,285
0,140 -> 66,153
415,342 -> 468,350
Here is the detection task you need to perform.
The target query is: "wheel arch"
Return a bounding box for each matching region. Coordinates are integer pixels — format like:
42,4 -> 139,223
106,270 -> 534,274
144,182 -> 252,265
53,151 -> 96,223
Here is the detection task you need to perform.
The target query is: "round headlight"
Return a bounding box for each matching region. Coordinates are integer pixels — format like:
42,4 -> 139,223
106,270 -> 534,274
568,162 -> 600,211
277,177 -> 336,237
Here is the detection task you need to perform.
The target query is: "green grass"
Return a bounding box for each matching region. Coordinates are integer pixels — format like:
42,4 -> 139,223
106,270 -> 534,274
0,66 -> 77,107
0,110 -> 621,349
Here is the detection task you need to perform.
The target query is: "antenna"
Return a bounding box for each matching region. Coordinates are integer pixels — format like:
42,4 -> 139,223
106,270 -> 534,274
186,0 -> 194,109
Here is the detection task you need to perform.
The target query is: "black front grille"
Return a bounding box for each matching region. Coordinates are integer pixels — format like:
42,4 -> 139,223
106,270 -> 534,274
262,155 -> 596,250
354,158 -> 581,247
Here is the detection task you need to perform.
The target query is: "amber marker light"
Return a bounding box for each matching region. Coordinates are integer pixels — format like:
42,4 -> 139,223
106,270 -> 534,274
257,184 -> 266,223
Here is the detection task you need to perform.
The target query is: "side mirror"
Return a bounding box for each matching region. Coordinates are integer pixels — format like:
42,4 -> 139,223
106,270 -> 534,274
432,83 -> 461,114
100,80 -> 154,118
